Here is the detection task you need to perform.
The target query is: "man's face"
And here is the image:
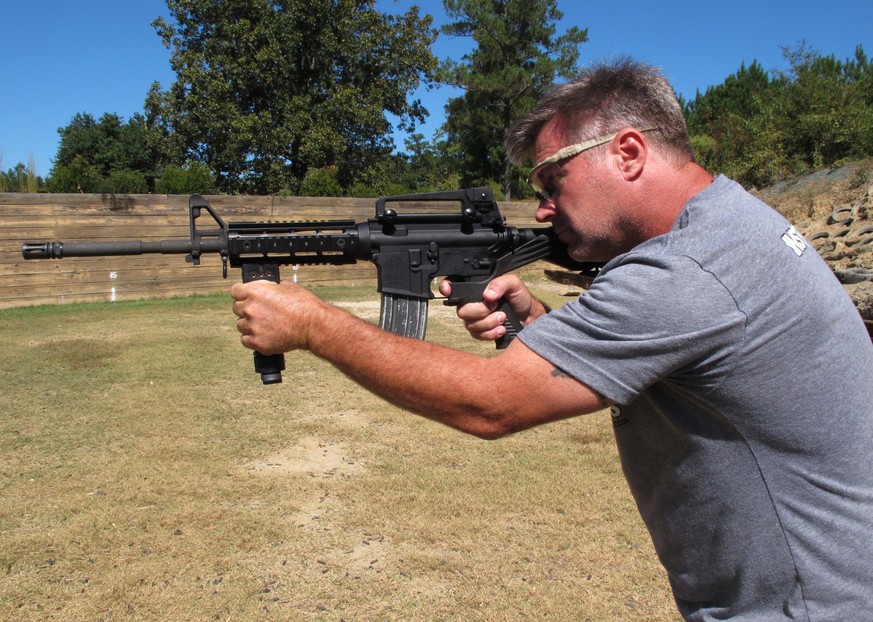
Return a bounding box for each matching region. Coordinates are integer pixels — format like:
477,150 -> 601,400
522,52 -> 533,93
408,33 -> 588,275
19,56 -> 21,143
531,118 -> 641,262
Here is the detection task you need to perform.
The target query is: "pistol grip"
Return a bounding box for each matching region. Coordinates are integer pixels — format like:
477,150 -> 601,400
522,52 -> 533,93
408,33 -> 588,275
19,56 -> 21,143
445,281 -> 523,349
242,262 -> 285,384
495,298 -> 523,349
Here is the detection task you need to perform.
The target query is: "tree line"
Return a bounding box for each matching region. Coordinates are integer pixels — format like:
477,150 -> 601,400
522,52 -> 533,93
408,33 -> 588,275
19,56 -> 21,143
2,0 -> 870,198
684,42 -> 873,189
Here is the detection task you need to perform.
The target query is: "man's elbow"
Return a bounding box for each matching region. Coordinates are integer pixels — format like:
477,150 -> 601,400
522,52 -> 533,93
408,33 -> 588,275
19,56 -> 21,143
467,424 -> 512,441
450,406 -> 529,440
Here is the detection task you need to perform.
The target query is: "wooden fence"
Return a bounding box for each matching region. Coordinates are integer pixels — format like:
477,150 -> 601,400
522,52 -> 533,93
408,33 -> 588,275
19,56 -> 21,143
0,193 -> 542,310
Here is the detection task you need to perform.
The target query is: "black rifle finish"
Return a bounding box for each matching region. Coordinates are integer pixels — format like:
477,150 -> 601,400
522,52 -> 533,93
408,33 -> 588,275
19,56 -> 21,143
23,188 -> 592,384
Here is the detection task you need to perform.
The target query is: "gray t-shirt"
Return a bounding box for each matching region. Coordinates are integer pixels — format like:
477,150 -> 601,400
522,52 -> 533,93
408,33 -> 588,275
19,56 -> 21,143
519,176 -> 873,620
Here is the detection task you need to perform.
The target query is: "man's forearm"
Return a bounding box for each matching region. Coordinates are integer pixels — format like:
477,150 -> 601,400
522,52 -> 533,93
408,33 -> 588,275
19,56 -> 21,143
232,280 -> 602,437
304,298 -> 603,438
307,302 -> 516,438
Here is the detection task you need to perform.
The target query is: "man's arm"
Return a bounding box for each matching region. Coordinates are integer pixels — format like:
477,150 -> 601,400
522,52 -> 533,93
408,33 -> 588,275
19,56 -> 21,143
231,280 -> 609,439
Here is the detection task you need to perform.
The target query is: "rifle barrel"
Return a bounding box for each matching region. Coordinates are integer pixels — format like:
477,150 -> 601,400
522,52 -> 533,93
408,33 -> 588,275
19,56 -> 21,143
22,239 -> 225,259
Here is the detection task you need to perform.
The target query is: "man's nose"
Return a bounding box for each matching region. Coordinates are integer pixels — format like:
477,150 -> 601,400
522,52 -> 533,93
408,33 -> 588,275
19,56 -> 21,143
535,198 -> 556,223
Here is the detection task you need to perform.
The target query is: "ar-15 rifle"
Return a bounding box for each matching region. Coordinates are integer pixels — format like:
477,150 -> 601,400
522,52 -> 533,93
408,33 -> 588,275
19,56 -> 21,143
22,188 -> 593,384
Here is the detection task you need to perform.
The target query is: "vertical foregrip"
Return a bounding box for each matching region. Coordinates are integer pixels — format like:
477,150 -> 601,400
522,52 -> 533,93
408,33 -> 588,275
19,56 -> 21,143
241,262 -> 285,384
253,352 -> 285,385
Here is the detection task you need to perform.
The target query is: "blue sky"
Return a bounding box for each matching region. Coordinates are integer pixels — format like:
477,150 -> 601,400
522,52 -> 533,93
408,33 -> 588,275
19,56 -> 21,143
1,0 -> 870,178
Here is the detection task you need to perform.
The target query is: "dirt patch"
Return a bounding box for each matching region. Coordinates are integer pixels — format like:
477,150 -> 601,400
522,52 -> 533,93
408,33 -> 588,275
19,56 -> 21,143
242,436 -> 363,478
239,431 -> 398,577
241,434 -> 365,532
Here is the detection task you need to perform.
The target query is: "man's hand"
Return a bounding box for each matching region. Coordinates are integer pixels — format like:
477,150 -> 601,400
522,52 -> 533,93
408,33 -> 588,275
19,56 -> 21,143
438,274 -> 549,342
231,280 -> 329,354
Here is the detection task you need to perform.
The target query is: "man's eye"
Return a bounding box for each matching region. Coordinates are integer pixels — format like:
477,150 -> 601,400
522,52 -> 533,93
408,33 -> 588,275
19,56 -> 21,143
541,176 -> 561,198
542,166 -> 564,185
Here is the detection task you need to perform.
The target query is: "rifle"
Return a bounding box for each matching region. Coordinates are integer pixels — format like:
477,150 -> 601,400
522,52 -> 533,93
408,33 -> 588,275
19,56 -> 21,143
22,188 -> 593,384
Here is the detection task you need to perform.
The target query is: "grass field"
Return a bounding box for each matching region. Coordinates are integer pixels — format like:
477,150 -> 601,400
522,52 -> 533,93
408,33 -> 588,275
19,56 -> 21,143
0,283 -> 676,621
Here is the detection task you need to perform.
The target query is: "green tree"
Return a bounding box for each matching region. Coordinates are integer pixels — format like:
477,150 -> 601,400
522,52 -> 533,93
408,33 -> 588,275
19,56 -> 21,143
148,0 -> 439,195
155,161 -> 216,194
439,0 -> 587,199
684,43 -> 873,188
46,156 -> 102,193
299,166 -> 344,197
49,112 -> 164,192
684,61 -> 790,187
403,132 -> 456,192
1,158 -> 44,193
53,113 -> 100,171
779,43 -> 873,168
98,170 -> 149,194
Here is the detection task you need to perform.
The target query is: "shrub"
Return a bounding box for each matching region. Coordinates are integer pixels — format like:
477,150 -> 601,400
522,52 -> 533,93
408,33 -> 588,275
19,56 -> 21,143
155,162 -> 216,195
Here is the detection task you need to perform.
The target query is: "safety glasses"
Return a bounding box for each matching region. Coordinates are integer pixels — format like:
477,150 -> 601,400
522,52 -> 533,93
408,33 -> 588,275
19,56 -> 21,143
527,128 -> 657,200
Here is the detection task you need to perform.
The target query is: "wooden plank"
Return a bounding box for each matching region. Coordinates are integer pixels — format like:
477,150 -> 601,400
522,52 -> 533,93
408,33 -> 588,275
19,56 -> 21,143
3,260 -> 374,283
0,206 -> 57,218
2,275 -> 380,309
3,255 -> 375,296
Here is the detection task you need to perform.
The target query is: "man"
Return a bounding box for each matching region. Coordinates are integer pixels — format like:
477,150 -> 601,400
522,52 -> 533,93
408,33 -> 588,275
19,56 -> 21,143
232,59 -> 873,620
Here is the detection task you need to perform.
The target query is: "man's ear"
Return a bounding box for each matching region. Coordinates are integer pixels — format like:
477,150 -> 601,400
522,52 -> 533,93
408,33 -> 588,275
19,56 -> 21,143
611,128 -> 647,181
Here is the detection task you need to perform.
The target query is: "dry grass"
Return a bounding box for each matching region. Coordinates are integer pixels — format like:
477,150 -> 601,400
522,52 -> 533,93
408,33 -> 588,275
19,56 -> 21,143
0,283 -> 676,621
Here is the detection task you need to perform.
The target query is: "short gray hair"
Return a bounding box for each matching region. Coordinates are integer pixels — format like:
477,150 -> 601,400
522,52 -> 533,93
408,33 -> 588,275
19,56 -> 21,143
506,58 -> 693,164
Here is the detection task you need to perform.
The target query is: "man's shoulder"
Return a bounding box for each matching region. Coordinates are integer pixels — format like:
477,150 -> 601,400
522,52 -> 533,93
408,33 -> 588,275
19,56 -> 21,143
681,175 -> 783,229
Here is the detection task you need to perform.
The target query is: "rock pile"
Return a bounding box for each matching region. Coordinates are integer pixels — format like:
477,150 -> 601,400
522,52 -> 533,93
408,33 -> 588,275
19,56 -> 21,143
795,186 -> 873,337
797,188 -> 873,272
